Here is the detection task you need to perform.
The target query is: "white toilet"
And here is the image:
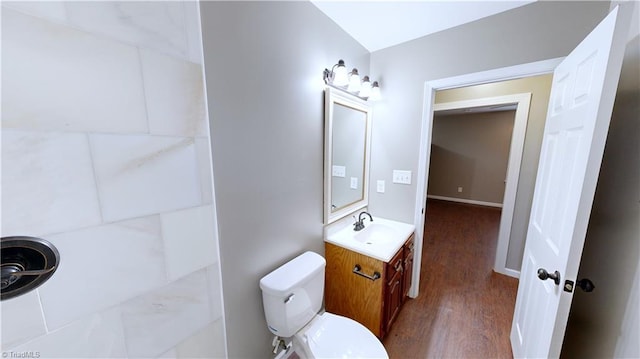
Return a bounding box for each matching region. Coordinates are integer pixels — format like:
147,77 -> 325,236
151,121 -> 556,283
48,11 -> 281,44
260,251 -> 389,359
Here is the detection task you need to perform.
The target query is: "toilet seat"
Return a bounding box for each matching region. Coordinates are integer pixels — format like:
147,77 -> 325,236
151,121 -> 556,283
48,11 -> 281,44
297,312 -> 388,359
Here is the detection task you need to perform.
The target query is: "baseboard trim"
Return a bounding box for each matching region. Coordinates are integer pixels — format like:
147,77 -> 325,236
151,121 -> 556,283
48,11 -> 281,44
427,195 -> 503,208
494,267 -> 520,279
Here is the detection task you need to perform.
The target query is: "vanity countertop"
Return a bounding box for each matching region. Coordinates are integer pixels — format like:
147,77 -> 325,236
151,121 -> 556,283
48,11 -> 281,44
325,217 -> 415,262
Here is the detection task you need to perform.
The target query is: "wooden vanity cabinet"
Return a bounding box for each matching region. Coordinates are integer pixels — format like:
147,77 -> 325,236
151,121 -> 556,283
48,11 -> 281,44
325,233 -> 415,339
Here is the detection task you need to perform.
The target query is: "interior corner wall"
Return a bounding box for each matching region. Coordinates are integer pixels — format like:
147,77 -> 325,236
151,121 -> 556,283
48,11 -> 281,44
561,1 -> 640,357
199,2 -> 369,358
367,1 -> 610,225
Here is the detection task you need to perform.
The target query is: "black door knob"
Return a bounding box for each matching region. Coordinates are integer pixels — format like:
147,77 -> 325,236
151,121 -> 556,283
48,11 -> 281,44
537,268 -> 560,285
577,278 -> 595,292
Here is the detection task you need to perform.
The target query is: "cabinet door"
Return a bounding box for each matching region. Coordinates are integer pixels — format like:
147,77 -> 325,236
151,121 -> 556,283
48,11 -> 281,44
383,248 -> 404,334
384,270 -> 403,333
325,243 -> 384,337
402,235 -> 415,301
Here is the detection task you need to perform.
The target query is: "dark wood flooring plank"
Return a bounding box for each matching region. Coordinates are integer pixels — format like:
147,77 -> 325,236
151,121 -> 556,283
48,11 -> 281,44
383,200 -> 518,358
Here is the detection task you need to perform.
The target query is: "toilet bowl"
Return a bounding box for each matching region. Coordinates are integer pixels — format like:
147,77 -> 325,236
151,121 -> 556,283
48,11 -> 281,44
260,251 -> 388,359
293,312 -> 387,359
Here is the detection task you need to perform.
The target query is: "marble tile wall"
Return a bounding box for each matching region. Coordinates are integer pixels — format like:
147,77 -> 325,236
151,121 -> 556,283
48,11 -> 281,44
1,2 -> 226,358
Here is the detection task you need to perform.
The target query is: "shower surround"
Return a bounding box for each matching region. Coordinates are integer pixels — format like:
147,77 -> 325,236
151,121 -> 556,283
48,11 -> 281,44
1,2 -> 226,358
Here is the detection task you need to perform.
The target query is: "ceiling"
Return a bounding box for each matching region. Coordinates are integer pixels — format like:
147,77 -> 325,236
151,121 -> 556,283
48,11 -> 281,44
311,0 -> 536,52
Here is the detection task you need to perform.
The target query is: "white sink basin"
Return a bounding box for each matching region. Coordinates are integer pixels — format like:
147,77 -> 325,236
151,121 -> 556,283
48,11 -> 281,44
326,217 -> 415,262
353,222 -> 396,244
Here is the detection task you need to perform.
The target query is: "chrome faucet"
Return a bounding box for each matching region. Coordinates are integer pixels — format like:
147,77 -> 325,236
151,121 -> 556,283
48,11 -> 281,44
353,211 -> 373,231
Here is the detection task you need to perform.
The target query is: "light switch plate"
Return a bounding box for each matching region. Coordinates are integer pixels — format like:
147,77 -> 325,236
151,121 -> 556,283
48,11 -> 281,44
332,165 -> 346,178
377,180 -> 385,193
392,170 -> 412,184
350,177 -> 358,189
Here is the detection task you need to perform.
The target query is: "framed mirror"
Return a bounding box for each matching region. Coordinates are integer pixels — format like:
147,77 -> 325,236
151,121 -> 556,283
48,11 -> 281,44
324,87 -> 372,224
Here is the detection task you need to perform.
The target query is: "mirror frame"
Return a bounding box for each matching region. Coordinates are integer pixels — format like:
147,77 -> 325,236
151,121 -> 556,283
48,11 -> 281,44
324,87 -> 372,224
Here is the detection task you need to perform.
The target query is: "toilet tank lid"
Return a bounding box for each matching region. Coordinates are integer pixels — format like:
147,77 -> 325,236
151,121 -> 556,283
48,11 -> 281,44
260,251 -> 326,296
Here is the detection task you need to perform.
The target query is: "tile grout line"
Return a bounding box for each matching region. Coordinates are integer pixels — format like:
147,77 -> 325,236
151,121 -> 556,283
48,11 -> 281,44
136,46 -> 152,136
85,133 -> 105,225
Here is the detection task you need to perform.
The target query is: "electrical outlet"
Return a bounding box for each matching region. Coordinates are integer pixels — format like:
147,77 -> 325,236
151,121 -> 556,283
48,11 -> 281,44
377,180 -> 385,193
350,177 -> 358,189
392,170 -> 412,184
457,186 -> 463,193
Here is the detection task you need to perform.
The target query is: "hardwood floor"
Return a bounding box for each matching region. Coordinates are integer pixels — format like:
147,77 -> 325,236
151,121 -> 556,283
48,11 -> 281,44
383,200 -> 519,358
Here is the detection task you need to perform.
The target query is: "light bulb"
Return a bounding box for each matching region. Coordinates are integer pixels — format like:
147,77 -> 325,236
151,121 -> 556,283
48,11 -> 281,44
332,60 -> 348,87
347,68 -> 361,93
370,81 -> 381,101
359,76 -> 372,98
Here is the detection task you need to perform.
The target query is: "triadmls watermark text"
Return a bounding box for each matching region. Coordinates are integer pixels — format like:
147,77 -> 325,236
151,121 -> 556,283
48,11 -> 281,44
2,352 -> 41,358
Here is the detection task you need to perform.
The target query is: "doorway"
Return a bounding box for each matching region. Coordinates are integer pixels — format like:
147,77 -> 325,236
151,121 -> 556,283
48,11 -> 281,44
409,59 -> 559,299
430,93 -> 531,279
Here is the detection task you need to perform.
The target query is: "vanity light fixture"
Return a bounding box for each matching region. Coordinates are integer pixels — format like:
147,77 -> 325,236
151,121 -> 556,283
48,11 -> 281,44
323,59 -> 381,101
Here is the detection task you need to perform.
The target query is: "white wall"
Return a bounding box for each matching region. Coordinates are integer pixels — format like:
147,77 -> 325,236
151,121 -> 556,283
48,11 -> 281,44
1,2 -> 225,358
199,2 -> 369,358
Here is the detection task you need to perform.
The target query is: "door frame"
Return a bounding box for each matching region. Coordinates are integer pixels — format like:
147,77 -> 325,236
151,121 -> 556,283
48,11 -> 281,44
432,92 -> 531,279
410,57 -> 563,297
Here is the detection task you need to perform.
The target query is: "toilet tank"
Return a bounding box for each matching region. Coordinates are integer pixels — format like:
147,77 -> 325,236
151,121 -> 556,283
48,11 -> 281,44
259,251 -> 325,337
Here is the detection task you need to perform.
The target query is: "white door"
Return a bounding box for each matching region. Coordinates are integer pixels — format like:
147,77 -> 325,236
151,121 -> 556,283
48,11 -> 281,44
510,5 -> 631,359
